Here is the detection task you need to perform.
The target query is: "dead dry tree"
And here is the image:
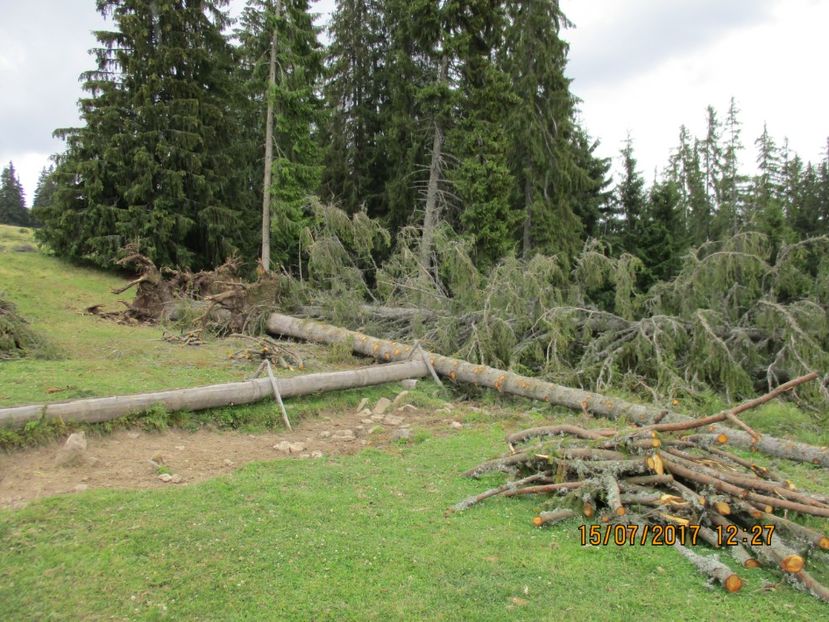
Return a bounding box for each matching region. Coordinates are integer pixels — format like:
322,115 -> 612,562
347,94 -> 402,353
451,375 -> 829,602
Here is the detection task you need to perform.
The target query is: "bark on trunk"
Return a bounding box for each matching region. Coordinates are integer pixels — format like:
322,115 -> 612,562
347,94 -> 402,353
265,312 -> 829,468
420,54 -> 448,269
0,360 -> 427,429
673,542 -> 743,592
260,9 -> 280,274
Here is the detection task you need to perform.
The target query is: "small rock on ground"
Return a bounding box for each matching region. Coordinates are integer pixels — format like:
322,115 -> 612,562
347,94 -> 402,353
372,397 -> 392,415
273,441 -> 306,454
401,379 -> 418,390
392,428 -> 411,441
355,398 -> 369,413
383,415 -> 404,426
392,391 -> 410,407
223,459 -> 235,466
310,451 -> 324,459
396,404 -> 417,413
319,431 -> 332,438
332,429 -> 356,441
54,432 -> 88,467
450,421 -> 463,429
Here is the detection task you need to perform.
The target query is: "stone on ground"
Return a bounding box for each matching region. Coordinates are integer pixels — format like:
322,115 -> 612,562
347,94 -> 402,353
401,379 -> 418,390
273,441 -> 306,454
332,429 -> 356,441
392,391 -> 410,407
392,428 -> 411,441
372,397 -> 392,415
54,432 -> 88,467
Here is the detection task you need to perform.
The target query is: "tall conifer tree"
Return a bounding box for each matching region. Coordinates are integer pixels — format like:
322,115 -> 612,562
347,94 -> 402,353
0,162 -> 31,226
502,0 -> 592,261
321,0 -> 389,217
35,0 -> 247,269
237,0 -> 324,270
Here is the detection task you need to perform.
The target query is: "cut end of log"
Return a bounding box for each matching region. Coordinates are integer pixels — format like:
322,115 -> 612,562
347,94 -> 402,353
582,502 -> 595,518
646,453 -> 665,475
818,536 -> 829,551
714,501 -> 731,515
724,574 -> 743,593
780,555 -> 805,574
615,506 -> 626,516
744,559 -> 761,569
716,434 -> 729,444
532,516 -> 543,527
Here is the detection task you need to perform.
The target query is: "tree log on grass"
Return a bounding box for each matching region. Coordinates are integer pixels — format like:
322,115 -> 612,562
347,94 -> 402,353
0,360 -> 428,428
266,313 -> 829,468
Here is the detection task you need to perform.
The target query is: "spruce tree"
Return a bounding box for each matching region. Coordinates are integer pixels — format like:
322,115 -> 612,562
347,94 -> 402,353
640,179 -> 686,285
321,0 -> 389,218
502,0 -> 585,260
668,127 -> 709,244
31,166 -> 58,225
616,135 -> 646,253
444,0 -> 519,268
0,162 -> 31,227
571,127 -> 612,240
818,139 -> 829,234
700,105 -> 723,211
35,0 -> 248,270
237,0 -> 324,271
714,97 -> 745,237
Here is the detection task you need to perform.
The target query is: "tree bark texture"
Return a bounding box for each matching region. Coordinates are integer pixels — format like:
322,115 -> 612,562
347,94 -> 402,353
265,312 -> 829,467
0,360 -> 427,429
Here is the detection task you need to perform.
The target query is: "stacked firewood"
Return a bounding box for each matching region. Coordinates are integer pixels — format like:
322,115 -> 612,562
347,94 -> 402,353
454,375 -> 829,602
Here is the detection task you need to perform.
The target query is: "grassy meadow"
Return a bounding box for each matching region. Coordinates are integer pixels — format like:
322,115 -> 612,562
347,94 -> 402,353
1,224 -> 828,620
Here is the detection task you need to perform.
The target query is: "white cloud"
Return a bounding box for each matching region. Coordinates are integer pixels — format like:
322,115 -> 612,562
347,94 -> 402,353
563,0 -> 829,181
1,0 -> 827,207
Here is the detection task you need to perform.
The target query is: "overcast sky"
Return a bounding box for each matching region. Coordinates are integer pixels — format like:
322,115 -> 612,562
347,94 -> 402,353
1,0 -> 827,206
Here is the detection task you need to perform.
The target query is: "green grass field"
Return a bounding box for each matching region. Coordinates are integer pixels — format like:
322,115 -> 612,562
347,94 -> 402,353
1,224 -> 828,620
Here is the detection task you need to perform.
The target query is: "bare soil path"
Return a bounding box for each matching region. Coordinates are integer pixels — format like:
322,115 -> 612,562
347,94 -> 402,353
0,402 -> 465,509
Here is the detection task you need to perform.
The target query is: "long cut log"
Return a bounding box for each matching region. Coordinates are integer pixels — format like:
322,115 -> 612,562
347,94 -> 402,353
0,360 -> 427,429
266,313 -> 829,467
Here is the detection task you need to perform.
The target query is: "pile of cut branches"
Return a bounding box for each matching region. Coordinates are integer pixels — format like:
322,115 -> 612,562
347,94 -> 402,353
454,374 -> 829,602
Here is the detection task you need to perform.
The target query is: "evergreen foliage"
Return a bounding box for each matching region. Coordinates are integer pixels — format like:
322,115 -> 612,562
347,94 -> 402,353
236,0 -> 324,270
320,0 -> 389,218
502,0 -> 585,260
34,0 -> 250,270
0,162 -> 31,227
31,166 -> 58,225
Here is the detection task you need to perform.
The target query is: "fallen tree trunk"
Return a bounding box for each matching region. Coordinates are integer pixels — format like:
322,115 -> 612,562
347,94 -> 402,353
266,312 -> 829,467
0,360 -> 427,429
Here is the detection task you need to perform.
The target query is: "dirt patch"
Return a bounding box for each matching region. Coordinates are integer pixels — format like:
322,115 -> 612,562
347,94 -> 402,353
0,401 -> 466,509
